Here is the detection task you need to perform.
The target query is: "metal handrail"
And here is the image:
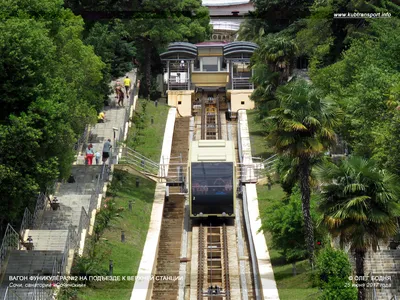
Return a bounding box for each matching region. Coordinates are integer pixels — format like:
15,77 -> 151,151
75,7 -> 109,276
2,286 -> 24,300
32,193 -> 47,228
369,272 -> 377,300
0,224 -> 19,276
19,208 -> 33,238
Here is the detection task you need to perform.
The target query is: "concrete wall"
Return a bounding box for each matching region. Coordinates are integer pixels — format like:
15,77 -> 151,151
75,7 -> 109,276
191,72 -> 229,86
228,89 -> 254,112
167,90 -> 193,116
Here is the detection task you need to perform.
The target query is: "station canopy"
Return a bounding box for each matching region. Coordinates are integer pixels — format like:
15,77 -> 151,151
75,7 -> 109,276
223,41 -> 258,59
160,42 -> 197,60
202,0 -> 251,6
160,41 -> 258,60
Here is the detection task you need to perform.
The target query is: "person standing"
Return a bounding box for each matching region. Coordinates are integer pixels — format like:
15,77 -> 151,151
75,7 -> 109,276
123,75 -> 131,98
86,144 -> 95,165
95,151 -> 101,165
114,81 -> 122,98
118,89 -> 124,107
102,139 -> 112,163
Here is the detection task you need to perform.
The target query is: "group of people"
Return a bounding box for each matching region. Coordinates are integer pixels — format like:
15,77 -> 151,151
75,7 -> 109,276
85,139 -> 113,165
97,75 -> 132,123
89,74 -> 131,164
114,75 -> 132,107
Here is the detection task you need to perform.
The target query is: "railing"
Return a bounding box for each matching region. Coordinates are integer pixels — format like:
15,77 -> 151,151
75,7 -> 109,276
368,272 -> 377,300
120,147 -> 160,176
19,208 -> 34,238
74,125 -> 90,157
168,79 -> 190,90
2,286 -> 23,300
232,78 -> 253,90
32,193 -> 47,229
0,224 -> 20,276
60,225 -> 78,276
77,207 -> 90,243
30,273 -> 53,300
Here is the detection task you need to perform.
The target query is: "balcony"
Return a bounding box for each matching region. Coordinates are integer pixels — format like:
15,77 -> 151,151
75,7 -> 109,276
231,77 -> 253,89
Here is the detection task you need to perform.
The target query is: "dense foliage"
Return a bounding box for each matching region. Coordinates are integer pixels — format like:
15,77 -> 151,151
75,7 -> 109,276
315,248 -> 357,300
243,1 -> 400,297
260,188 -> 325,272
66,0 -> 212,99
0,0 -> 104,229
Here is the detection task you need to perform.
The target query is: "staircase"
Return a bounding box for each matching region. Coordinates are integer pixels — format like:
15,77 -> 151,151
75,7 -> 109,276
166,117 -> 190,186
38,195 -> 91,230
151,194 -> 185,299
364,249 -> 400,299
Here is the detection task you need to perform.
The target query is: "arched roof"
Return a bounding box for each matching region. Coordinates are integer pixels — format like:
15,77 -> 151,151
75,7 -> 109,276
160,42 -> 197,59
223,41 -> 258,58
203,0 -> 251,6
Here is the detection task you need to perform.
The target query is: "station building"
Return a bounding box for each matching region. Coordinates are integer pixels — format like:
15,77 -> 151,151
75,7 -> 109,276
160,41 -> 258,116
158,0 -> 256,117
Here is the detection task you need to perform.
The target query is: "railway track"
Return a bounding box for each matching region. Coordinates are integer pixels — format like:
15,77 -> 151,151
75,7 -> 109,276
197,223 -> 231,300
201,96 -> 222,140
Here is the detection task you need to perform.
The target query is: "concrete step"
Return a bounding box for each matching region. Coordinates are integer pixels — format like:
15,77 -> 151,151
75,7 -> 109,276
39,194 -> 91,230
22,230 -> 68,251
57,165 -> 103,196
4,250 -> 63,279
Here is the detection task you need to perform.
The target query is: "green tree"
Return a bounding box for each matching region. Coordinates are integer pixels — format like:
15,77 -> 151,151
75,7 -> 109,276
315,248 -> 357,300
128,0 -> 212,98
260,188 -> 323,274
267,79 -> 342,267
315,156 -> 400,300
0,0 -> 104,229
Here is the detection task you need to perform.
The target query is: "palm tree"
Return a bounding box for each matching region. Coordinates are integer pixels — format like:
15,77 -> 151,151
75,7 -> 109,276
267,79 -> 342,267
315,156 -> 400,300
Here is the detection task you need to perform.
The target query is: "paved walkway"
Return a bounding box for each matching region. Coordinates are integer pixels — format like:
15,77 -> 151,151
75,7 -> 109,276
76,70 -> 137,164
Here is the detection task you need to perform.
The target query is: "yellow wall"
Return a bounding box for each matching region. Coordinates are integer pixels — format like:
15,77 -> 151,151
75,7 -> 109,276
198,47 -> 223,57
167,90 -> 194,117
228,90 -> 255,112
191,72 -> 229,86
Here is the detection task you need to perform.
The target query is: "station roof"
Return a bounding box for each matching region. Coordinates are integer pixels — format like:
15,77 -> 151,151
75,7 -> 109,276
160,42 -> 197,59
224,41 -> 258,58
160,41 -> 258,60
203,0 -> 251,6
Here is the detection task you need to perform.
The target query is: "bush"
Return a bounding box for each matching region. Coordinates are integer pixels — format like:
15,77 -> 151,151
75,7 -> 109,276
314,247 -> 357,300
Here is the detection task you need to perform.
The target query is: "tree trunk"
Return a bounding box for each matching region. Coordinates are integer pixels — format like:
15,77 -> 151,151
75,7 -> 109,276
292,262 -> 297,276
145,39 -> 152,100
298,156 -> 315,268
354,249 -> 366,300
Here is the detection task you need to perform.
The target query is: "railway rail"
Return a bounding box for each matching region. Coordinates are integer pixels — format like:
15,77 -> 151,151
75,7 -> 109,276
201,96 -> 222,140
197,223 -> 231,300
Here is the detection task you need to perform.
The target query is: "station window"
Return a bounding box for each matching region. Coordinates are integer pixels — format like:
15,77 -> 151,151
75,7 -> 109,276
201,57 -> 219,72
241,101 -> 245,105
178,101 -> 182,105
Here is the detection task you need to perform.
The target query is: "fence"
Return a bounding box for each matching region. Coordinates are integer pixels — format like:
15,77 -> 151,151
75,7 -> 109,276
60,225 -> 78,276
32,193 -> 47,229
19,208 -> 34,239
0,225 -> 20,277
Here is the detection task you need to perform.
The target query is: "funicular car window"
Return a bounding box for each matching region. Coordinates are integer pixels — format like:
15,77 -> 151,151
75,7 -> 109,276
191,162 -> 234,214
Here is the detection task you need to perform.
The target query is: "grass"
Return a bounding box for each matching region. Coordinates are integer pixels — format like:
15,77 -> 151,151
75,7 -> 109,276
76,171 -> 156,300
126,98 -> 170,162
246,109 -> 274,159
247,109 -> 319,300
73,99 -> 169,299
